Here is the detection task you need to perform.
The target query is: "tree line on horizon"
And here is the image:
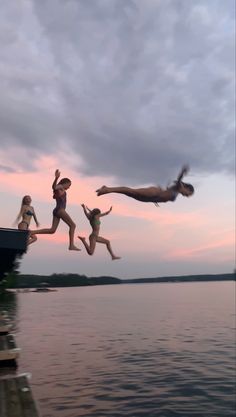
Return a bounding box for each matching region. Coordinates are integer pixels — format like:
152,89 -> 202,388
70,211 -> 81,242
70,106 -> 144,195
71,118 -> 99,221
3,272 -> 235,289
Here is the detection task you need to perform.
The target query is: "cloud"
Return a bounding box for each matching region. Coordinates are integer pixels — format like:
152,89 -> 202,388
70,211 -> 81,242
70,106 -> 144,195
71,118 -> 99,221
0,0 -> 235,184
0,164 -> 16,173
166,229 -> 235,262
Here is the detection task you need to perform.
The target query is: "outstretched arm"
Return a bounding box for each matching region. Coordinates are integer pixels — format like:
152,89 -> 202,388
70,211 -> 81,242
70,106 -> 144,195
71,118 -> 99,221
176,165 -> 189,185
100,206 -> 112,217
81,204 -> 91,220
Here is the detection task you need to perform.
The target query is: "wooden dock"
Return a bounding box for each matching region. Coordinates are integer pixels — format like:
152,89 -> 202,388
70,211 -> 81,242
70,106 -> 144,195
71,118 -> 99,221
0,334 -> 20,363
0,229 -> 40,415
0,311 -> 40,416
0,374 -> 40,417
0,312 -> 19,365
0,315 -> 12,335
0,227 -> 28,283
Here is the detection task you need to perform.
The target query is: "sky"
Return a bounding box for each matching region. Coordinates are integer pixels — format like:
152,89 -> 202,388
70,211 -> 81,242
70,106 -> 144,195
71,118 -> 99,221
0,0 -> 235,279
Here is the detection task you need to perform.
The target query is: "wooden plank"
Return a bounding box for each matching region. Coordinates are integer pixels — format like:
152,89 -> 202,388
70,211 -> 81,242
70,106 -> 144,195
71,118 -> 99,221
0,228 -> 28,251
0,335 -> 7,350
0,375 -> 40,417
17,375 -> 40,417
0,335 -> 20,361
6,334 -> 17,350
0,319 -> 11,334
0,311 -> 8,320
0,378 -> 7,417
4,377 -> 23,417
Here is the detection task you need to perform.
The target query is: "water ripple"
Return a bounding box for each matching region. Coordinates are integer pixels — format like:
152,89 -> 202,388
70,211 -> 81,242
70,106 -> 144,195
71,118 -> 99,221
2,282 -> 235,417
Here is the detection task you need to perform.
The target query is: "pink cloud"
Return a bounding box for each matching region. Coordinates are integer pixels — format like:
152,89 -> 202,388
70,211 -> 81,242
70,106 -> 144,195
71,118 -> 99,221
1,155 -> 234,272
166,230 -> 235,261
113,202 -> 204,226
0,154 -> 109,205
1,155 -> 204,230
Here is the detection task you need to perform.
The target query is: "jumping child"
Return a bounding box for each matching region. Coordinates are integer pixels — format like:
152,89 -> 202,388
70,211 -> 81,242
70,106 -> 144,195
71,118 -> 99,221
78,204 -> 121,260
30,169 -> 80,251
96,165 -> 194,206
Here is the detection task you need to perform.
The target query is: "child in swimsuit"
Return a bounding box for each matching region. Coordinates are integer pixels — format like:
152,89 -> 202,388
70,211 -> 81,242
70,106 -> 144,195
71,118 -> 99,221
15,195 -> 39,245
30,169 -> 80,251
96,165 -> 194,205
78,204 -> 121,260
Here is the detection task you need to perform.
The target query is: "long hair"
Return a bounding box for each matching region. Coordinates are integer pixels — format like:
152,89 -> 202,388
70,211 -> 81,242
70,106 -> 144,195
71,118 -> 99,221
175,181 -> 194,194
90,208 -> 101,218
16,195 -> 31,222
53,178 -> 71,198
58,178 -> 71,185
20,195 -> 31,209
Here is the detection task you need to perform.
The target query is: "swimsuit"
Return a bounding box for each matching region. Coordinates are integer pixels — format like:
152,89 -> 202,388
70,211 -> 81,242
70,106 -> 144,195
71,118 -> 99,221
18,208 -> 33,229
18,220 -> 29,229
25,210 -> 33,216
53,191 -> 67,218
152,189 -> 179,204
89,218 -> 101,237
90,218 -> 101,228
170,190 -> 178,202
92,219 -> 101,226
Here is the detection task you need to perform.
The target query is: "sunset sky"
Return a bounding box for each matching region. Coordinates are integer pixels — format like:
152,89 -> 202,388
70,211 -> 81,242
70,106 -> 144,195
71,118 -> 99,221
0,0 -> 235,279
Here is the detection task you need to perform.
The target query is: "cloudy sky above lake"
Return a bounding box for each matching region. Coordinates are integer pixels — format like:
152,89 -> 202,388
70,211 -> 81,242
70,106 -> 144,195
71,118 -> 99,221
0,0 -> 235,278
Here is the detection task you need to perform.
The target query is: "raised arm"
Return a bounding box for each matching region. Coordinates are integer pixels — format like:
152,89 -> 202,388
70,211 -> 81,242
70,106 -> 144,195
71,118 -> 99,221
176,165 -> 189,185
100,206 -> 112,217
81,204 -> 91,220
52,169 -> 60,190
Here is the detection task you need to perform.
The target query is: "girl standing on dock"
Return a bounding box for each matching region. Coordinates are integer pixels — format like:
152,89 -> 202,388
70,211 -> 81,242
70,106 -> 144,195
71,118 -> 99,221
78,204 -> 121,260
30,170 -> 80,251
15,195 -> 39,244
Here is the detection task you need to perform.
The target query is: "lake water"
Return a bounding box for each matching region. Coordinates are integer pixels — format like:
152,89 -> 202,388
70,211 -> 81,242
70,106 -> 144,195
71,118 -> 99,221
0,281 -> 235,417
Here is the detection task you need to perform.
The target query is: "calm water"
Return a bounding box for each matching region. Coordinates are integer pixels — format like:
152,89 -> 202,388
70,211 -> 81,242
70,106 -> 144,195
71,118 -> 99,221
0,282 -> 235,417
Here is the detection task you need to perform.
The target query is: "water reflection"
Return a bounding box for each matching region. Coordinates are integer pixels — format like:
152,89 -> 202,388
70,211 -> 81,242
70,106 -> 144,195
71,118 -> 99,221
1,282 -> 235,417
0,290 -> 18,326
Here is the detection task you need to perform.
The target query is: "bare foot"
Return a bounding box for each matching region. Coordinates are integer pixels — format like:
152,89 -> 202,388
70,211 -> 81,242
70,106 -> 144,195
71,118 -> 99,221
112,256 -> 121,260
69,245 -> 81,251
78,236 -> 86,242
28,236 -> 37,245
96,185 -> 108,196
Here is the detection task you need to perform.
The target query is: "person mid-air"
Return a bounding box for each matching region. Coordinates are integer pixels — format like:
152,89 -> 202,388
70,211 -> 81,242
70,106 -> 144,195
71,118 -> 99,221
96,165 -> 194,206
30,169 -> 80,251
78,204 -> 121,260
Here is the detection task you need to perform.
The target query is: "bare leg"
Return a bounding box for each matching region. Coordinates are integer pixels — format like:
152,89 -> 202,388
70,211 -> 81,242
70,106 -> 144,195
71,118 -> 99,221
28,234 -> 37,245
18,222 -> 37,246
96,185 -> 158,202
18,222 -> 28,231
31,216 -> 60,235
59,210 -> 80,251
78,234 -> 96,255
96,185 -> 136,197
96,236 -> 121,260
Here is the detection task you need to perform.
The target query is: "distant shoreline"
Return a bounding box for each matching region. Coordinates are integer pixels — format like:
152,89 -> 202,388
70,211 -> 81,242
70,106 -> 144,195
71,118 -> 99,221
124,273 -> 235,284
6,272 -> 235,289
